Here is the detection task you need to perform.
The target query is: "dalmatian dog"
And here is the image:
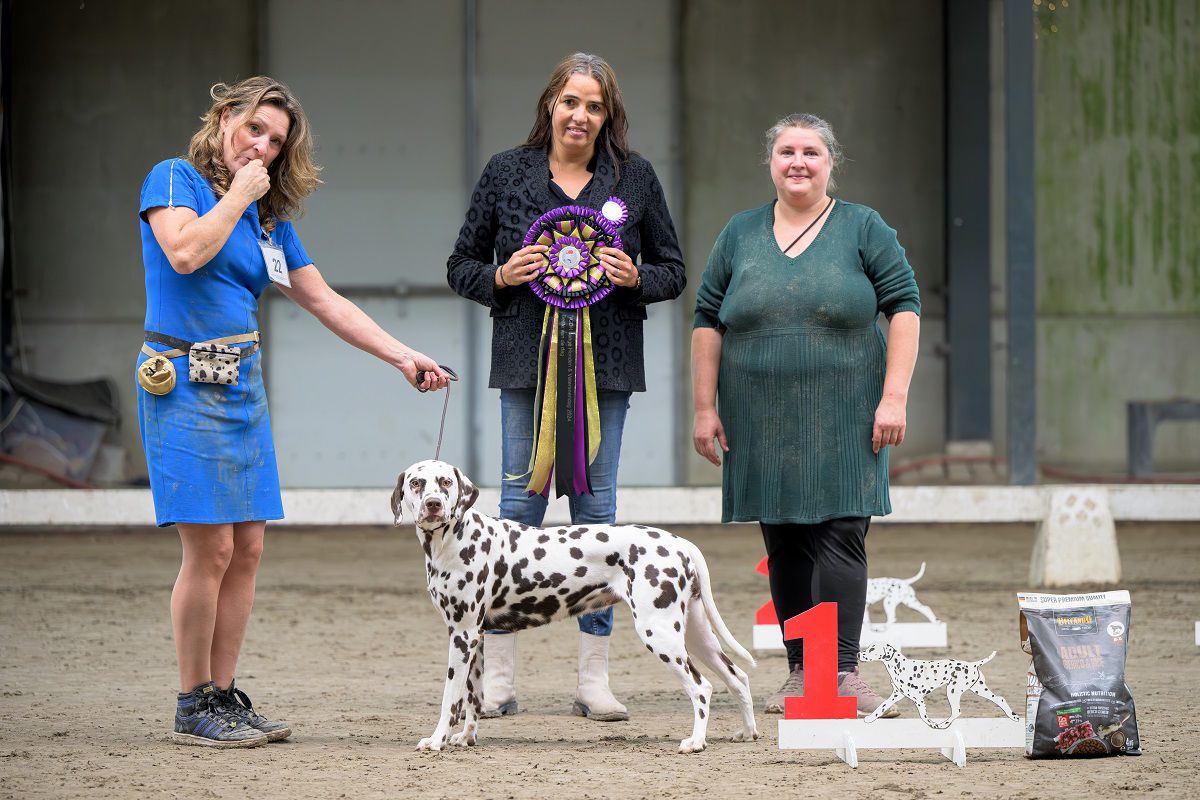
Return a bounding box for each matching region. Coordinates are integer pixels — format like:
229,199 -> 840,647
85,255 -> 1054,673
391,459 -> 759,754
863,562 -> 940,628
859,642 -> 1020,728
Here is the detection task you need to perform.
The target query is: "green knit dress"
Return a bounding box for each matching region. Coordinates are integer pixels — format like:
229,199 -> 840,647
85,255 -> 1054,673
693,200 -> 921,524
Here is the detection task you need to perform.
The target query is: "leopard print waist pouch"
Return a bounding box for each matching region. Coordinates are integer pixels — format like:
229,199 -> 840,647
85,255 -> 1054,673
138,330 -> 260,393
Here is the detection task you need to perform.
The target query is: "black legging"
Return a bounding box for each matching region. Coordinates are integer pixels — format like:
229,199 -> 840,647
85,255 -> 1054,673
760,517 -> 870,673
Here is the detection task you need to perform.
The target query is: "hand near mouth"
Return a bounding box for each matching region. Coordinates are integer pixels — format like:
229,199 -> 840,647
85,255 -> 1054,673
229,158 -> 270,205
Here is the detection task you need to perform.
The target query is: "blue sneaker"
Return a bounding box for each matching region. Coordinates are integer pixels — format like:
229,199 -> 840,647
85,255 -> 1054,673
170,682 -> 267,748
215,680 -> 292,742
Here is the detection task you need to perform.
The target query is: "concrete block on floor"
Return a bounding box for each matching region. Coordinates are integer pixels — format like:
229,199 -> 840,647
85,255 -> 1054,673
1030,487 -> 1121,587
947,461 -> 973,484
918,461 -> 948,483
946,440 -> 995,457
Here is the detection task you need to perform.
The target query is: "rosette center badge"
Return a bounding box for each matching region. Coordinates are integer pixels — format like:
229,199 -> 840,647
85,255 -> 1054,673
549,236 -> 587,279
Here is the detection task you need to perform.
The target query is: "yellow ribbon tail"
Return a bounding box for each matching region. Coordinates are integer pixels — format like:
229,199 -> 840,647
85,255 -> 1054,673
503,306 -> 553,485
525,308 -> 559,494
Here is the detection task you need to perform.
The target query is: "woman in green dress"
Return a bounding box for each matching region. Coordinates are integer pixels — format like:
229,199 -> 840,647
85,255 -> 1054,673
691,113 -> 920,716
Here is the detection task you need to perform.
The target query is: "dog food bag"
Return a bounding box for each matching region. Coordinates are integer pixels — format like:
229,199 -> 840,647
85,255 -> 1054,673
1017,590 -> 1141,758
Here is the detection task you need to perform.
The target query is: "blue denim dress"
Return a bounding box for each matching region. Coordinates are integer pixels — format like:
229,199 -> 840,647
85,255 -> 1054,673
135,158 -> 311,527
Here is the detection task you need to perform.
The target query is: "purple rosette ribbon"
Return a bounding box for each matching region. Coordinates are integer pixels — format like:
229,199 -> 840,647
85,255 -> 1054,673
522,204 -> 623,310
514,203 -> 626,497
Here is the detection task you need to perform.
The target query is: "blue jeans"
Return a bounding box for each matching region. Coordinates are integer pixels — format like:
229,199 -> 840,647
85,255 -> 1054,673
496,387 -> 631,636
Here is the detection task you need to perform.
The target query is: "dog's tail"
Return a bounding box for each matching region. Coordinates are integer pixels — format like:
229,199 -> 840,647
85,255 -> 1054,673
903,562 -> 927,584
687,543 -> 757,668
974,651 -> 998,667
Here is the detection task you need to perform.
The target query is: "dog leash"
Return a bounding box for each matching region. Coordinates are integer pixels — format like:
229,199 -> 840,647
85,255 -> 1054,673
415,365 -> 459,460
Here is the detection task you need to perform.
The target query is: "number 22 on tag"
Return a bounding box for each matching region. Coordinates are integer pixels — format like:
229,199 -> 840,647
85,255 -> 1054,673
260,240 -> 290,288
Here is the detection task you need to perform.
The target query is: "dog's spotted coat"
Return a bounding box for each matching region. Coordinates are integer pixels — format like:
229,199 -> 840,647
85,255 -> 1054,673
392,459 -> 759,754
859,642 -> 1021,728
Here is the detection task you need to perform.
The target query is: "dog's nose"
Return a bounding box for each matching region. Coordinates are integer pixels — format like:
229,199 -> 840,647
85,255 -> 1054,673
424,497 -> 443,514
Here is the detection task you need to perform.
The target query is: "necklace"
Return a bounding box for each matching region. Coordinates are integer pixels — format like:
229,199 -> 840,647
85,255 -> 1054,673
780,196 -> 834,255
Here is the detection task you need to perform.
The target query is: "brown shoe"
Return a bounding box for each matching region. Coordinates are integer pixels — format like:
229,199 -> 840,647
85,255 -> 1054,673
763,665 -> 804,714
838,668 -> 899,718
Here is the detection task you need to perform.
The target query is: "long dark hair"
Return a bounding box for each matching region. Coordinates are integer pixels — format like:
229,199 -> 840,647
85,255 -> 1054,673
524,53 -> 631,180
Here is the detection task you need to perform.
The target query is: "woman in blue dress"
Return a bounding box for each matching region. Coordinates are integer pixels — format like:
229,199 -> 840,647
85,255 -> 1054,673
137,76 -> 450,747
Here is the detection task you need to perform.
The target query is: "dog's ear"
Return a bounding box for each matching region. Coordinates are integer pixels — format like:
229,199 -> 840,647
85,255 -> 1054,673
390,472 -> 406,525
452,466 -> 479,517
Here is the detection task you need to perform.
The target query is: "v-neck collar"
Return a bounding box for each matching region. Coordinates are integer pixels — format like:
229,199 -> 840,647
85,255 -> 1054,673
531,146 -> 617,210
549,174 -> 593,203
769,198 -> 838,260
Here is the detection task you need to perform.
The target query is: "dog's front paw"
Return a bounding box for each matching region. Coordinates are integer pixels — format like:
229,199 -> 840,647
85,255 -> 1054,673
678,736 -> 707,754
731,726 -> 760,742
449,724 -> 477,747
416,734 -> 446,752
863,712 -> 881,724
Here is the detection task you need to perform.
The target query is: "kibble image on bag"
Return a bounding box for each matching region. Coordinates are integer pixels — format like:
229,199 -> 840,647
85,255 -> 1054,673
1018,590 -> 1141,758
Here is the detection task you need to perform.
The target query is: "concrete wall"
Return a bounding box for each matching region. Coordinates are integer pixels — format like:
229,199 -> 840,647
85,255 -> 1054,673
1033,0 -> 1200,470
9,0 -> 682,489
259,0 -> 681,488
10,1 -> 1196,489
10,1 -> 257,479
680,0 -> 946,484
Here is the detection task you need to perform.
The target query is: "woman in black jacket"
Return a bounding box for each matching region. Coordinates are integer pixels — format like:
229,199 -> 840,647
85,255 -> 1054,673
447,52 -> 685,722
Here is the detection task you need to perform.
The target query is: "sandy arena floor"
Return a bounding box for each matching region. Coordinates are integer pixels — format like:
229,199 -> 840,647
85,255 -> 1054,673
1,521 -> 1197,799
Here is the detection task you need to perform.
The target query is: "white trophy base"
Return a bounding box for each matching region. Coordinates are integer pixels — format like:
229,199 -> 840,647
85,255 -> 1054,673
753,621 -> 948,651
778,717 -> 1025,768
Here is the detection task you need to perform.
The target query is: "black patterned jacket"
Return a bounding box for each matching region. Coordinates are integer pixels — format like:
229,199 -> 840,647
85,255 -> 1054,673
447,145 -> 686,391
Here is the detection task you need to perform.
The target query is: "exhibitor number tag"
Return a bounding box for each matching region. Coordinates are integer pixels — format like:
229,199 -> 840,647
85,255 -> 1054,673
260,239 -> 290,287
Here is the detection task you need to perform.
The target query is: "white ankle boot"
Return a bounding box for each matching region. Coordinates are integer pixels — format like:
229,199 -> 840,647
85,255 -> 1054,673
480,632 -> 518,718
572,632 -> 629,721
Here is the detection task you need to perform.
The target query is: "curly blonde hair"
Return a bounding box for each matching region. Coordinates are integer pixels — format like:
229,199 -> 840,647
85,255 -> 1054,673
187,76 -> 321,233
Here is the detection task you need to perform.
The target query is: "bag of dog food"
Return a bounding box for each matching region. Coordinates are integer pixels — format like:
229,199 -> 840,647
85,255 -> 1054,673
1018,590 -> 1140,758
